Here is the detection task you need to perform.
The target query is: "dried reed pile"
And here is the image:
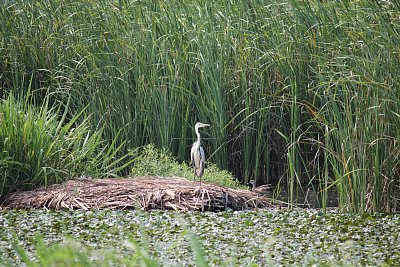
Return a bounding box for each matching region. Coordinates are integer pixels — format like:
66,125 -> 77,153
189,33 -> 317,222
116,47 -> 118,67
2,177 -> 279,211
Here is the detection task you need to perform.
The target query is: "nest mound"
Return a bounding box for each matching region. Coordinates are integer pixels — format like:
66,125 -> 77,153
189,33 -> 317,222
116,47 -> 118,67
2,177 -> 281,212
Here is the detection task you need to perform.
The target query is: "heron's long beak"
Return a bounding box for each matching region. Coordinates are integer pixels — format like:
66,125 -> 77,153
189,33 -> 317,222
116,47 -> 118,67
198,123 -> 210,128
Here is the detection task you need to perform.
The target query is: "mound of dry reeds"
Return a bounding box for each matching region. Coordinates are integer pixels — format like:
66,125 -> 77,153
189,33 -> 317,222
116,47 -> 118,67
2,177 -> 281,211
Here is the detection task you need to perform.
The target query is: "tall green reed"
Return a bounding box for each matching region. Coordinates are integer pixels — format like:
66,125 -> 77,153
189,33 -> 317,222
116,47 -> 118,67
0,0 -> 399,211
0,89 -> 134,196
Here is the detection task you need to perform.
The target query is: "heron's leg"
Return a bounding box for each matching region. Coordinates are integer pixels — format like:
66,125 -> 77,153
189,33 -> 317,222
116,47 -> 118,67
199,176 -> 202,187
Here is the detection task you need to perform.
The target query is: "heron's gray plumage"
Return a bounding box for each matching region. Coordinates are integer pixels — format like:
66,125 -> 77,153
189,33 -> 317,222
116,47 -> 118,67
191,141 -> 205,177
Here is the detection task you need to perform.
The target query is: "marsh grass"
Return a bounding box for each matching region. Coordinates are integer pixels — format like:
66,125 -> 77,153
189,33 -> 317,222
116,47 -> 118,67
0,91 -> 135,196
4,233 -> 207,267
6,234 -> 160,267
0,0 -> 399,211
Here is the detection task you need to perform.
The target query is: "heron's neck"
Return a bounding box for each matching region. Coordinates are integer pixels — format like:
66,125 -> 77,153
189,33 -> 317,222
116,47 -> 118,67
250,181 -> 256,190
195,127 -> 201,143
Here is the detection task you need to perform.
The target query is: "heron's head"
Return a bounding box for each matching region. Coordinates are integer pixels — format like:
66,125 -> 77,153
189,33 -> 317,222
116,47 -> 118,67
195,122 -> 210,130
247,180 -> 255,190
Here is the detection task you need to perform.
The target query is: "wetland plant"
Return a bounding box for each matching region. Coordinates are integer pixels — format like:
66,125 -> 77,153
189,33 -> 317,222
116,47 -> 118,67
0,0 -> 398,211
0,91 -> 134,196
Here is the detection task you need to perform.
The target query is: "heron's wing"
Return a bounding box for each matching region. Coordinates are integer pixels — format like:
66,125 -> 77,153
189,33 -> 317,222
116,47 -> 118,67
195,146 -> 206,177
190,143 -> 205,177
199,145 -> 205,173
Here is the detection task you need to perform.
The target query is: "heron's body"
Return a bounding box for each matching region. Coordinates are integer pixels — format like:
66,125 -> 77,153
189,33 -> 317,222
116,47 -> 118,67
191,141 -> 205,177
190,122 -> 210,185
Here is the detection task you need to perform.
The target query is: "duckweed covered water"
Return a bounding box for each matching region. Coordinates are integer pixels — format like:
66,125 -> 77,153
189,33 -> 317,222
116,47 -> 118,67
0,209 -> 399,266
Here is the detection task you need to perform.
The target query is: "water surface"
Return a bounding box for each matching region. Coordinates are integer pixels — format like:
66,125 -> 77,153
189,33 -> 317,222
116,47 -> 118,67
0,209 -> 398,266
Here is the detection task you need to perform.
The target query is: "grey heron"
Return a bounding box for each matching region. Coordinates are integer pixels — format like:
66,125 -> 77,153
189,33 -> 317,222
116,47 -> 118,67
247,180 -> 273,193
190,122 -> 210,186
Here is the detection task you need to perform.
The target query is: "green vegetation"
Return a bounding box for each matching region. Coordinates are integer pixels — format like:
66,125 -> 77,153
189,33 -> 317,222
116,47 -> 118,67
0,0 -> 399,211
130,144 -> 243,189
0,91 -> 135,196
6,235 -> 160,267
1,209 -> 399,266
